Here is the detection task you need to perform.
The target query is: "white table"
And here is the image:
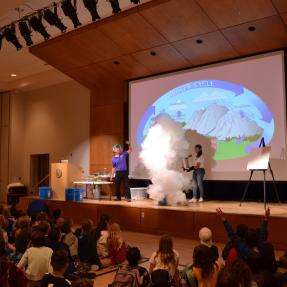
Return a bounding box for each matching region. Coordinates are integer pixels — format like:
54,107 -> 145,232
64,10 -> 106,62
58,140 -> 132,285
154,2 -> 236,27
73,181 -> 113,200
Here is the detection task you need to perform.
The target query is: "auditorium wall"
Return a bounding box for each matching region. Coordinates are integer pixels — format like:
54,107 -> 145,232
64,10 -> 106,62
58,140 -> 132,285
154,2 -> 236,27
0,80 -> 90,200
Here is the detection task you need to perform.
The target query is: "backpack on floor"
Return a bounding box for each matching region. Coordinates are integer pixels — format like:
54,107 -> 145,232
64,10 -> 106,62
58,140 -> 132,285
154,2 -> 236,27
112,265 -> 141,287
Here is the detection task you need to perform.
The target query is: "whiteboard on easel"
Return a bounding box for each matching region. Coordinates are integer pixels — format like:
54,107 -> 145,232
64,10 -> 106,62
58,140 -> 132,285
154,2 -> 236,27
247,146 -> 271,171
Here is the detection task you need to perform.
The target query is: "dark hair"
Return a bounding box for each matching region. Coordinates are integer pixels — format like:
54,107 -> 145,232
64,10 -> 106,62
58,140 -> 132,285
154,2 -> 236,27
49,227 -> 61,243
215,267 -> 237,287
81,219 -> 93,235
51,250 -> 68,271
31,231 -> 45,247
127,246 -> 141,266
246,250 -> 263,274
0,256 -> 9,287
193,245 -> 214,279
236,224 -> 248,239
36,221 -> 50,234
72,279 -> 93,287
231,260 -> 254,286
93,214 -> 111,241
52,209 -> 62,221
195,144 -> 202,158
156,234 -> 175,266
245,228 -> 258,248
36,212 -> 49,222
61,219 -> 72,234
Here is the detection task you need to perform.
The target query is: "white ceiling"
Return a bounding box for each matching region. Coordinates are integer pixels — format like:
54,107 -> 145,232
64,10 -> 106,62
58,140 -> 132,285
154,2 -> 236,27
0,0 -> 151,91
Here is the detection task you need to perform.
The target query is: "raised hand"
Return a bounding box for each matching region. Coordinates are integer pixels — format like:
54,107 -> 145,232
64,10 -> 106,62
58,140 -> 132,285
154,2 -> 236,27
216,208 -> 226,221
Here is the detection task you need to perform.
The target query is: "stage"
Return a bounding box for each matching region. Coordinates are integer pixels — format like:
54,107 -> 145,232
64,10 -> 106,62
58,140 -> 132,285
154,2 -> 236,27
18,196 -> 287,250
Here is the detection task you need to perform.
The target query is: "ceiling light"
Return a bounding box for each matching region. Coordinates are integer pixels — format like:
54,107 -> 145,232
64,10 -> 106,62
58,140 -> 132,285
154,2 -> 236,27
109,0 -> 121,14
130,0 -> 140,3
19,20 -> 33,46
150,51 -> 157,56
29,15 -> 50,40
43,8 -> 67,33
248,26 -> 256,32
4,26 -> 23,50
10,74 -> 17,77
83,0 -> 100,21
196,39 -> 203,44
61,0 -> 82,28
113,60 -> 120,65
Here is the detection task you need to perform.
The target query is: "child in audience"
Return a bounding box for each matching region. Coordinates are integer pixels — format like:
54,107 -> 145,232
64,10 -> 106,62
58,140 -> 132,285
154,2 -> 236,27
17,231 -> 53,286
149,234 -> 180,286
15,216 -> 31,254
78,219 -> 101,266
51,208 -> 64,227
107,223 -> 128,265
127,246 -> 150,287
198,227 -> 219,263
94,214 -> 111,260
191,244 -> 221,287
41,250 -> 71,287
61,219 -> 78,259
231,260 -> 258,287
36,221 -> 52,248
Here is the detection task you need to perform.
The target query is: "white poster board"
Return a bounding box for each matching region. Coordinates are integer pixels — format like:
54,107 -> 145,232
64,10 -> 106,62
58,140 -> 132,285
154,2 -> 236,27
247,146 -> 271,171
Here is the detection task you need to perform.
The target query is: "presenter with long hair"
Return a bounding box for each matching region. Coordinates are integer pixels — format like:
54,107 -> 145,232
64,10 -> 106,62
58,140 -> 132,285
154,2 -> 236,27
186,144 -> 205,203
111,143 -> 132,201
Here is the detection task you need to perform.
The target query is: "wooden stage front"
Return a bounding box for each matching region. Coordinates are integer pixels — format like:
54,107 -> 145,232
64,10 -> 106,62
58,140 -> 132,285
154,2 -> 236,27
18,197 -> 287,250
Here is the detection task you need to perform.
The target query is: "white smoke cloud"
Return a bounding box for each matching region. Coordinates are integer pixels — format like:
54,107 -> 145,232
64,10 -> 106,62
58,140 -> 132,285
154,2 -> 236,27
140,114 -> 191,205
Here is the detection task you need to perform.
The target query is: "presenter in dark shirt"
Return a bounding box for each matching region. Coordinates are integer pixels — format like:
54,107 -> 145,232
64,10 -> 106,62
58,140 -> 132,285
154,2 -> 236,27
111,143 -> 132,201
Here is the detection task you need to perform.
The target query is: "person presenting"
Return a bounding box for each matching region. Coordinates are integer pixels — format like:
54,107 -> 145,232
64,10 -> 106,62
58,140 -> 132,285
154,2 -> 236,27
184,144 -> 205,203
111,143 -> 132,201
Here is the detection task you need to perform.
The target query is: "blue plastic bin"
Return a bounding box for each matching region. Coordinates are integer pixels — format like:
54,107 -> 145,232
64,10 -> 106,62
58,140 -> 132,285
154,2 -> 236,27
65,188 -> 74,201
74,188 -> 84,202
39,186 -> 52,199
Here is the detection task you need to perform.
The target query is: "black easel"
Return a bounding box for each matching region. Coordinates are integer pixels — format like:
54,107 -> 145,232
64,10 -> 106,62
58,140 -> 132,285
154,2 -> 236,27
240,138 -> 281,210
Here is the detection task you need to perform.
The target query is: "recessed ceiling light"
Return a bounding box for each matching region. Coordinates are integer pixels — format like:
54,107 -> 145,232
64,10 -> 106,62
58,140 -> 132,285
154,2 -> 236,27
196,39 -> 203,44
10,74 -> 17,77
113,60 -> 120,65
150,51 -> 157,56
248,26 -> 256,32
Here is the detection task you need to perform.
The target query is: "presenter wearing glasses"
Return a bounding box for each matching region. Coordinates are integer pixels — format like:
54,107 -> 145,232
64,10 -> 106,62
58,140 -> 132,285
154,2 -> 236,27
111,143 -> 132,201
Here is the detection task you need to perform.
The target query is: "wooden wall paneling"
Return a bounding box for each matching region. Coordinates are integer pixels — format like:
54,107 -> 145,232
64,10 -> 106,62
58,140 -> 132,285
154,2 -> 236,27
222,15 -> 287,55
98,13 -> 168,54
268,217 -> 287,250
272,0 -> 287,13
173,31 -> 238,66
280,12 -> 287,26
139,0 -> 217,42
196,0 -> 277,29
97,55 -> 152,80
98,205 -> 141,231
31,41 -> 92,71
132,44 -> 191,74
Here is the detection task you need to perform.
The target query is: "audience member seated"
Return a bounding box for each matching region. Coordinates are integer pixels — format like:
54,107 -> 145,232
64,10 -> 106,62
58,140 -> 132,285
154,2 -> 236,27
149,234 -> 180,287
107,222 -> 128,266
18,230 -> 53,286
215,266 -> 237,287
231,260 -> 258,287
27,200 -> 49,224
190,244 -> 221,287
36,221 -> 52,248
42,249 -> 71,287
61,219 -> 78,259
93,214 -> 111,261
216,208 -> 269,261
112,246 -> 150,287
15,216 -> 31,255
49,227 -> 75,276
51,208 -> 65,228
78,219 -> 101,267
279,251 -> 287,269
198,227 -> 219,263
221,223 -> 248,263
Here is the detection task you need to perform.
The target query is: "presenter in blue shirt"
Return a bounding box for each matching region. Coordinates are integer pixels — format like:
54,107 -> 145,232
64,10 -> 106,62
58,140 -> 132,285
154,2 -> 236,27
111,143 -> 132,201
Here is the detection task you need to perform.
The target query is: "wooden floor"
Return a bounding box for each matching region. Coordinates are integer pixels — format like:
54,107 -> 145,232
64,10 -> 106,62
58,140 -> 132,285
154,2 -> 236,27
93,230 -> 286,287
